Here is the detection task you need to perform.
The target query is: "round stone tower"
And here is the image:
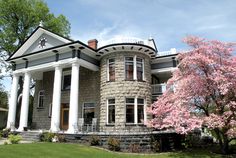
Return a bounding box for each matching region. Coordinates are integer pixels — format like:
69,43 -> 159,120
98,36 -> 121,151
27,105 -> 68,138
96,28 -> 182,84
97,37 -> 156,132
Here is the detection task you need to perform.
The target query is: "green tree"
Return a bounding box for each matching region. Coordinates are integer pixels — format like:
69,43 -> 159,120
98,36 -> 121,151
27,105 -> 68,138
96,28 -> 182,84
0,0 -> 71,127
0,0 -> 71,56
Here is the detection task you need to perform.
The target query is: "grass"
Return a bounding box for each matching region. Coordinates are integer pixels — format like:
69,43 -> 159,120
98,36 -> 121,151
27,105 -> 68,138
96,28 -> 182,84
0,143 -> 233,158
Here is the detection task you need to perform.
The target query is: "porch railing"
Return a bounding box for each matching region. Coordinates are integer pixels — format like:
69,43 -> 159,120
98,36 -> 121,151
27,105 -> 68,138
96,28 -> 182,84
152,84 -> 167,94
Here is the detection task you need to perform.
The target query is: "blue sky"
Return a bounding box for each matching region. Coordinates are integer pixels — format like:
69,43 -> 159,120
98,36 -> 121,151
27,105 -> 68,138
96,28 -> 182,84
2,0 -> 236,92
46,0 -> 236,51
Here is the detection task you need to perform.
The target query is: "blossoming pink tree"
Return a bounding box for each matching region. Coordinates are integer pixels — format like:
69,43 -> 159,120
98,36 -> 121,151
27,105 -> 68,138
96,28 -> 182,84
147,36 -> 236,154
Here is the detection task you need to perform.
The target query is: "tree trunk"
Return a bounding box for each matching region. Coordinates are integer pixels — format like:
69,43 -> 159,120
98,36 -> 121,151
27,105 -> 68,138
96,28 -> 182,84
221,135 -> 229,154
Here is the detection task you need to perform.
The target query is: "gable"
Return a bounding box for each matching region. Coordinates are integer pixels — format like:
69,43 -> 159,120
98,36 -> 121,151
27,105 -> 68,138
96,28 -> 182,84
10,27 -> 72,59
24,33 -> 66,55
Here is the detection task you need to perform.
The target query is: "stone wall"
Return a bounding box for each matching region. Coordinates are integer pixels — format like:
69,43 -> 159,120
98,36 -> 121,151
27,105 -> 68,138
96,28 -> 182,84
100,51 -> 152,132
32,66 -> 100,130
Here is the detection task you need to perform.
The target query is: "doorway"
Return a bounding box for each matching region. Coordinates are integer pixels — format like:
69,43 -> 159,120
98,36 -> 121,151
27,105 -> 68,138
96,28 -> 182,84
61,104 -> 69,130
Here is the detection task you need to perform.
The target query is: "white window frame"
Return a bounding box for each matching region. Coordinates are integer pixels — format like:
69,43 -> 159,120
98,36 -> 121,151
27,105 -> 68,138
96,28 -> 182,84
125,97 -> 146,124
107,58 -> 115,81
37,90 -> 45,108
124,56 -> 144,81
106,98 -> 115,124
62,70 -> 71,90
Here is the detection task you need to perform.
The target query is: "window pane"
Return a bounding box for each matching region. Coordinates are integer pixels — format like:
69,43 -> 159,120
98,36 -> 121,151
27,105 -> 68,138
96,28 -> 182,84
63,75 -> 71,90
84,103 -> 95,124
125,57 -> 134,80
108,99 -> 115,104
126,98 -> 135,103
126,105 -> 134,123
137,98 -> 144,104
138,105 -> 144,123
108,105 -> 115,123
109,59 -> 115,81
136,58 -> 143,81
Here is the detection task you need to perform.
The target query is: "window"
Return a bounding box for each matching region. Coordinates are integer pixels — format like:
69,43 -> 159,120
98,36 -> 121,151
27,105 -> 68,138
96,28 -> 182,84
126,98 -> 135,123
137,98 -> 144,123
136,58 -> 144,81
83,103 -> 95,124
126,98 -> 145,124
62,71 -> 71,90
108,59 -> 115,81
125,56 -> 144,81
38,90 -> 44,108
125,57 -> 134,80
107,99 -> 115,124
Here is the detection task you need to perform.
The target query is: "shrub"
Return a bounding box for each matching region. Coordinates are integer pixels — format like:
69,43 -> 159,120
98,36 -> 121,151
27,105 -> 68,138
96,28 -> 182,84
1,128 -> 11,138
40,132 -> 56,142
108,137 -> 120,151
90,135 -> 100,146
150,136 -> 161,152
57,134 -> 66,143
8,134 -> 22,144
4,141 -> 8,145
129,143 -> 140,153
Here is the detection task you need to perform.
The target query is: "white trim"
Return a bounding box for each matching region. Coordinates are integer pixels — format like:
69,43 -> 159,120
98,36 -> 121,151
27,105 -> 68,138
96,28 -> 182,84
134,96 -> 138,124
151,67 -> 177,74
13,58 -> 99,74
11,27 -> 71,59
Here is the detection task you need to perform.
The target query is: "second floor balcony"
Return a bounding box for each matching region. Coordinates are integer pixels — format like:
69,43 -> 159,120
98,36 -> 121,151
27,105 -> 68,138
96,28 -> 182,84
151,84 -> 167,94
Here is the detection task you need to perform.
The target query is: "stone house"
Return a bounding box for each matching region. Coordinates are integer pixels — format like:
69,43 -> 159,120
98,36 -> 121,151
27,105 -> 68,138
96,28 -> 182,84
6,27 -> 177,134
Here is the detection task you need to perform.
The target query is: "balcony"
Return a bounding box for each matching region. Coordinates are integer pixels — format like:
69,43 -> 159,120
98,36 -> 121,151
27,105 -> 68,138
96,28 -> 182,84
151,84 -> 167,94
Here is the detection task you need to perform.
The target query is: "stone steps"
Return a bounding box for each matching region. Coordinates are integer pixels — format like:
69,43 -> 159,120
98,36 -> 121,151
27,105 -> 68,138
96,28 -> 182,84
19,131 -> 41,142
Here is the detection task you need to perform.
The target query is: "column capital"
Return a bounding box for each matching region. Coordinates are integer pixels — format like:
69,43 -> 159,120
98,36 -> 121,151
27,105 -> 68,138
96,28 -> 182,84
70,58 -> 80,66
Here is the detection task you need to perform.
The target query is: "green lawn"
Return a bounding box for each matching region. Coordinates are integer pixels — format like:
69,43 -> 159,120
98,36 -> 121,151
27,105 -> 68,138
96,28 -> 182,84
0,143 -> 232,158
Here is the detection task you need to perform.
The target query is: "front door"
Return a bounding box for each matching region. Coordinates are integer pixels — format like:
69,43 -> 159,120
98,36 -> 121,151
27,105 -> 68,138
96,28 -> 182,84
61,104 -> 69,130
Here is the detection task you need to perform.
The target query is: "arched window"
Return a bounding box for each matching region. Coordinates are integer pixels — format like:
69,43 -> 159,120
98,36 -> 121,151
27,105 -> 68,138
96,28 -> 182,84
38,90 -> 45,108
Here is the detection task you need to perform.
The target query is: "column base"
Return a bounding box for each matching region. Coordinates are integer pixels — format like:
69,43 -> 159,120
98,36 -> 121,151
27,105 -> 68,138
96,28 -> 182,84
17,126 -> 27,132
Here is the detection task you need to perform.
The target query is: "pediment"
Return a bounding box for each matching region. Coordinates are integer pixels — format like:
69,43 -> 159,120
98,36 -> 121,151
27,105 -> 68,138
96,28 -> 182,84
9,27 -> 72,59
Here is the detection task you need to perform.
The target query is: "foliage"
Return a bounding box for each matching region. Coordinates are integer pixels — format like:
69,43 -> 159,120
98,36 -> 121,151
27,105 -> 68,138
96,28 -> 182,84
0,128 -> 11,138
0,143 -> 231,158
147,36 -> 236,154
89,135 -> 100,146
150,136 -> 161,152
128,143 -> 140,153
57,134 -> 66,143
8,134 -> 22,144
107,137 -> 120,151
0,90 -> 8,108
4,141 -> 8,145
39,132 -> 55,142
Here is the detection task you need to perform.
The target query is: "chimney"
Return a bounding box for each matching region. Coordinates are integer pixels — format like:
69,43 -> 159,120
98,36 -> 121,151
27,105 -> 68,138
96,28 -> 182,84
88,39 -> 98,50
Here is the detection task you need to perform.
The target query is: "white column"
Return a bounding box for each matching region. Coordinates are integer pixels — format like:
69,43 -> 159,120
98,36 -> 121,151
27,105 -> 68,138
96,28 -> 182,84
50,65 -> 62,132
18,72 -> 31,131
6,74 -> 19,130
67,61 -> 80,133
